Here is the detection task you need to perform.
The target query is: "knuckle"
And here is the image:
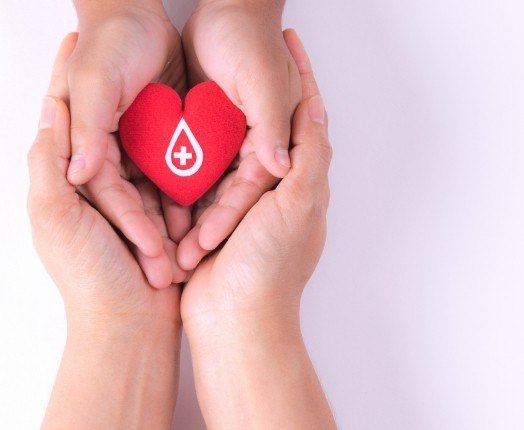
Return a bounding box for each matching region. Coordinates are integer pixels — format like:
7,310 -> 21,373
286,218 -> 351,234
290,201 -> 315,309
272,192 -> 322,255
281,173 -> 331,219
92,182 -> 124,201
144,205 -> 163,218
28,194 -> 80,238
317,137 -> 333,166
282,180 -> 324,219
231,175 -> 264,194
299,195 -> 325,221
118,208 -> 144,222
275,189 -> 326,243
296,133 -> 332,169
292,127 -> 309,145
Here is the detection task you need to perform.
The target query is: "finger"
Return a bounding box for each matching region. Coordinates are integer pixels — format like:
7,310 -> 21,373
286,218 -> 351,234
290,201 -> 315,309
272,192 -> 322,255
283,29 -> 320,99
282,96 -> 331,202
176,194 -> 219,270
175,149 -> 274,268
198,153 -> 275,250
81,162 -> 164,258
163,237 -> 185,284
176,225 -> 208,271
193,184 -> 221,223
241,57 -> 299,179
47,32 -> 78,101
28,98 -> 79,227
279,29 -> 331,202
66,51 -> 123,184
134,246 -> 173,289
136,181 -> 186,284
161,193 -> 192,244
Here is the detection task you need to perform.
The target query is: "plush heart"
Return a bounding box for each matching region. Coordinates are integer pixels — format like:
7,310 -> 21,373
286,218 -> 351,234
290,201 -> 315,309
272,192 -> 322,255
119,82 -> 246,206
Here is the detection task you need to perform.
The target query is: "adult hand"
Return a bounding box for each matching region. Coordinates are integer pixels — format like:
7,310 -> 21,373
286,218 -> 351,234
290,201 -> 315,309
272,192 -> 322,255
181,28 -> 330,328
50,1 -> 189,285
180,30 -> 336,429
178,0 -> 302,269
30,39 -> 184,429
30,36 -> 183,345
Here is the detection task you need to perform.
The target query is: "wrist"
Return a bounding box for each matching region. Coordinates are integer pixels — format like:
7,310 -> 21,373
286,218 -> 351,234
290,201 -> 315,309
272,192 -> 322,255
196,0 -> 285,14
184,304 -> 334,429
64,316 -> 182,384
43,316 -> 181,429
66,314 -> 180,349
74,0 -> 166,23
183,300 -> 302,353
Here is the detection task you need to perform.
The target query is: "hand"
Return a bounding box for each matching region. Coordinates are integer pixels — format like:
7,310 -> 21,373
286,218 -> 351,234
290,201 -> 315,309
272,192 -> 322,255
29,35 -> 182,337
32,34 -> 184,429
49,1 -> 190,286
181,27 -> 329,330
30,94 -> 183,430
180,30 -> 335,429
64,0 -> 183,184
177,0 -> 302,269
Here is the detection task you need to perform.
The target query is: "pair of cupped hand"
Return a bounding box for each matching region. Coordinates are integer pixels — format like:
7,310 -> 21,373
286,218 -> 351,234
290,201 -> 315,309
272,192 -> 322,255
28,1 -> 331,330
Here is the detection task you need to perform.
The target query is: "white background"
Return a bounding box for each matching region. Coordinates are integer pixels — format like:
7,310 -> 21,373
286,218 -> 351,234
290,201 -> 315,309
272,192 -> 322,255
1,1 -> 524,429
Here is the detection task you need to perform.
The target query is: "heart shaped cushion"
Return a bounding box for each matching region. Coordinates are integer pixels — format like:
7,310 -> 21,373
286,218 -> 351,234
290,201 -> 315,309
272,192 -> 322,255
119,82 -> 246,206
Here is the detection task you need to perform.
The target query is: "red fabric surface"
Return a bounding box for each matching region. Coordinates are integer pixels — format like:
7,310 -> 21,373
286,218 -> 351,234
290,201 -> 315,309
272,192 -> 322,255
119,82 -> 246,206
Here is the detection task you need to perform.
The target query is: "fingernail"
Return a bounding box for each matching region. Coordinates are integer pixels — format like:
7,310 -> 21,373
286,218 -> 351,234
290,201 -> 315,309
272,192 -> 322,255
39,97 -> 57,130
275,148 -> 291,168
68,154 -> 86,174
308,96 -> 325,125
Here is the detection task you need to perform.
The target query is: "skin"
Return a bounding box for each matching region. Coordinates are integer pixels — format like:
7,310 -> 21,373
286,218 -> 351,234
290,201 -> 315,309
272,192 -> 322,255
66,0 -> 302,284
181,29 -> 336,429
30,84 -> 182,430
178,0 -> 302,269
33,6 -> 334,428
54,0 -> 189,287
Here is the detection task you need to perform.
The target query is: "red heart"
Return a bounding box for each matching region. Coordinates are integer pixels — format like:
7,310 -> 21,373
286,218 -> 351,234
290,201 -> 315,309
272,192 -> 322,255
119,82 -> 246,206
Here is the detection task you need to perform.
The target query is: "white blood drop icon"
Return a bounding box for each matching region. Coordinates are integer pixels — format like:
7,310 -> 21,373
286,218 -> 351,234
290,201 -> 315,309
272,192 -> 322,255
165,118 -> 203,177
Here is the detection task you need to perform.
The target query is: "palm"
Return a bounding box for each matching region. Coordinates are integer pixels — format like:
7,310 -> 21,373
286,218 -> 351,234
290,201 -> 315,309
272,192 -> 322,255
180,187 -> 323,322
78,33 -> 191,289
48,19 -> 190,289
80,131 -> 188,285
180,23 -> 331,318
57,126 -> 190,322
30,116 -> 183,325
58,193 -> 181,324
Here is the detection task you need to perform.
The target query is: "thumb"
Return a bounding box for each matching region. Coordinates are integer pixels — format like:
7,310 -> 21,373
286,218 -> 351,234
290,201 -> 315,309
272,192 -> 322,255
28,97 -> 79,232
282,95 -> 331,204
278,28 -> 331,206
66,57 -> 122,184
244,66 -> 300,178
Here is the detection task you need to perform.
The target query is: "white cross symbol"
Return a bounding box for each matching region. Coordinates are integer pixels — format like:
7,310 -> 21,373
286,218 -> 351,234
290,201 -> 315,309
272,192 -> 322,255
173,146 -> 193,166
165,118 -> 203,177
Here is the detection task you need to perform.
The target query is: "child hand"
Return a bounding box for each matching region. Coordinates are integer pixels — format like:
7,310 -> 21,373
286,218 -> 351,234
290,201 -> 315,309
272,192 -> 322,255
63,0 -> 183,184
